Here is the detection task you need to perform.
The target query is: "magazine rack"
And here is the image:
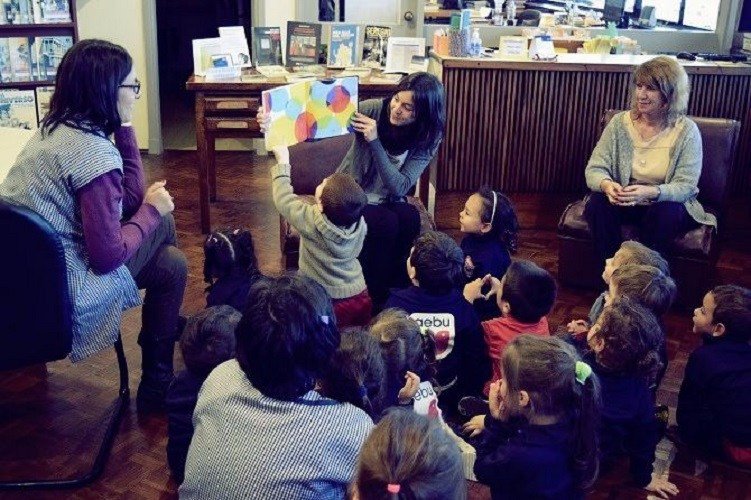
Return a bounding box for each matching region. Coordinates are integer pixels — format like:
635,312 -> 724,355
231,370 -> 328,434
0,0 -> 78,125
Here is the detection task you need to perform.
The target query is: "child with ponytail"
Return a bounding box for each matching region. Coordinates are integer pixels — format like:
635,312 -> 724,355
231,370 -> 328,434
470,335 -> 601,499
352,409 -> 467,500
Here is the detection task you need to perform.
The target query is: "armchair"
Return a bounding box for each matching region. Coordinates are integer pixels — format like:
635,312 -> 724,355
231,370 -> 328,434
557,110 -> 740,307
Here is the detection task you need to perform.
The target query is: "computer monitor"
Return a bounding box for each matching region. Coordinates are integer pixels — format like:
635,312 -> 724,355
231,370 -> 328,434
603,0 -> 625,24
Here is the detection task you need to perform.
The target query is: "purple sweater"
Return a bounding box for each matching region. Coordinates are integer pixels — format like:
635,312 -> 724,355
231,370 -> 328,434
75,126 -> 161,274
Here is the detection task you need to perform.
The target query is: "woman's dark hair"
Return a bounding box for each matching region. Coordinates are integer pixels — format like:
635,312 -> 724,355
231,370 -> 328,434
475,186 -> 519,253
354,409 -> 467,500
180,305 -> 240,377
711,285 -> 751,342
409,231 -> 464,295
501,260 -> 557,323
319,327 -> 386,418
235,273 -> 339,400
42,39 -> 133,137
203,227 -> 261,284
395,72 -> 445,151
591,297 -> 663,382
369,309 -> 437,408
502,335 -> 601,491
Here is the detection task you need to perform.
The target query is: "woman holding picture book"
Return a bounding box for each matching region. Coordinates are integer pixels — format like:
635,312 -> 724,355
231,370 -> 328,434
258,72 -> 445,310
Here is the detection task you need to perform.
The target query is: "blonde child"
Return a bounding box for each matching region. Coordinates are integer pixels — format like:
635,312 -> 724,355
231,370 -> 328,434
352,409 -> 466,500
567,240 -> 669,336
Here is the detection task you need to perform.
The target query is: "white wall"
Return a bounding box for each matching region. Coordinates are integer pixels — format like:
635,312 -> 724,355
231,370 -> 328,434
76,0 -> 150,147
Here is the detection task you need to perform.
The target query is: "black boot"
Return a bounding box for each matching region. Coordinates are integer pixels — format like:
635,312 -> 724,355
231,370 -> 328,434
137,337 -> 176,413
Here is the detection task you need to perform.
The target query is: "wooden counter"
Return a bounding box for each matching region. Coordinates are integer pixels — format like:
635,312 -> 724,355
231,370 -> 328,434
185,71 -> 398,233
429,52 -> 751,194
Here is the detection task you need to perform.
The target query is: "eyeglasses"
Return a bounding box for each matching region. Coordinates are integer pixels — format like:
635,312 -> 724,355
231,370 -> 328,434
119,79 -> 141,96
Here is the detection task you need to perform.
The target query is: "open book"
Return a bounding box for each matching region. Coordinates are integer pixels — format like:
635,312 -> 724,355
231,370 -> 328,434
262,76 -> 358,150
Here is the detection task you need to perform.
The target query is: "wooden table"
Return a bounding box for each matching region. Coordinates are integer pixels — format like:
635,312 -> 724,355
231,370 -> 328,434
186,71 -> 399,233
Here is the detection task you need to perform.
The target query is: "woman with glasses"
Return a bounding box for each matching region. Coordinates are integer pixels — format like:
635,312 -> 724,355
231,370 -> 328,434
0,39 -> 187,413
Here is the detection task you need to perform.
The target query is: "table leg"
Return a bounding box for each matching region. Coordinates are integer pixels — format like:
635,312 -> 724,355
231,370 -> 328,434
209,140 -> 217,202
195,92 -> 211,233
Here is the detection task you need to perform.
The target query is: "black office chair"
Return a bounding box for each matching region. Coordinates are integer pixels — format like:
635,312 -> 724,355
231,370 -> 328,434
0,197 -> 129,490
518,9 -> 542,26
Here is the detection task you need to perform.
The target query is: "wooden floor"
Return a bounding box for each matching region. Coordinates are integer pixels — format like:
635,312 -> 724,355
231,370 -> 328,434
1,150 -> 750,499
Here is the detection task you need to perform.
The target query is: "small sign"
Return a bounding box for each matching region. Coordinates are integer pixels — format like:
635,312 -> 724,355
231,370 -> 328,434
497,36 -> 529,60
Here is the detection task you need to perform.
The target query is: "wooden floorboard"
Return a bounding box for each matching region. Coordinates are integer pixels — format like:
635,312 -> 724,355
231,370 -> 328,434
1,150 -> 750,499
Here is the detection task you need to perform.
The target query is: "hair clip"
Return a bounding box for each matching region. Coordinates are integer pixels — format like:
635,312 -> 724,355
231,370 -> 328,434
387,483 -> 401,494
575,361 -> 592,385
320,315 -> 330,325
489,190 -> 498,226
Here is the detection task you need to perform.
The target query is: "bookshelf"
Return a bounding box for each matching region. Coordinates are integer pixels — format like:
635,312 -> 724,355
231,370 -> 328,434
0,0 -> 77,128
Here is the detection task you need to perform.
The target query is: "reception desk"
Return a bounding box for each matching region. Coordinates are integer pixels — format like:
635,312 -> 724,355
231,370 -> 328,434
429,53 -> 751,194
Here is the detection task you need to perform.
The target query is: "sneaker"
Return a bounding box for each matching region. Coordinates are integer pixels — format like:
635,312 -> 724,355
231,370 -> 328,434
458,396 -> 490,418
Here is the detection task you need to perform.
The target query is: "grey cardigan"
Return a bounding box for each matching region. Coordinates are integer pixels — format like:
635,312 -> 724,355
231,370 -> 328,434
271,163 -> 367,299
585,111 -> 716,228
336,98 -> 440,204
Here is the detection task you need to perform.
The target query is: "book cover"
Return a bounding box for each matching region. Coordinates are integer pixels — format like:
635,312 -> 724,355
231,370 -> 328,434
0,39 -> 11,82
286,21 -> 321,67
35,85 -> 54,124
218,26 -> 252,67
0,89 -> 37,130
252,26 -> 283,67
3,0 -> 33,24
7,37 -> 31,82
327,23 -> 359,68
362,25 -> 391,68
262,75 -> 358,149
37,0 -> 71,23
31,36 -> 72,80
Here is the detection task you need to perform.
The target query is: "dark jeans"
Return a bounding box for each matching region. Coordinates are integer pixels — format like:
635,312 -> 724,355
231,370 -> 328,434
359,202 -> 421,309
126,214 -> 188,344
584,192 -> 695,267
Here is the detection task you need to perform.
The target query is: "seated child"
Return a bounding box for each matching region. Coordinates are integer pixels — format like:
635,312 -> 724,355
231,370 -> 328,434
677,285 -> 751,465
384,231 -> 490,414
586,297 -> 679,497
271,145 -> 371,327
203,227 -> 263,312
353,409 -> 466,500
165,305 -> 240,483
567,240 -> 669,336
459,187 -> 519,321
319,326 -> 386,420
470,335 -> 601,500
464,259 -> 557,396
369,308 -> 438,411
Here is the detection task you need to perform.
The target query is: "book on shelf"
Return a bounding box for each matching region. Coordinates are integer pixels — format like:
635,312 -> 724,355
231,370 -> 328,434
0,89 -> 37,130
327,23 -> 360,68
252,26 -> 283,67
286,21 -> 321,67
0,39 -> 11,82
7,37 -> 32,82
30,36 -> 72,80
2,0 -> 34,25
35,85 -> 53,124
262,75 -> 358,149
384,37 -> 425,74
362,25 -> 391,68
33,0 -> 72,23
